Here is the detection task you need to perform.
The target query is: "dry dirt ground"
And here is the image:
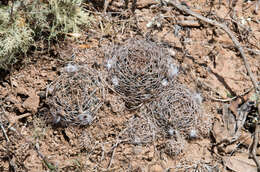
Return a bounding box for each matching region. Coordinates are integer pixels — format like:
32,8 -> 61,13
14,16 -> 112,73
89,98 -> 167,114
0,0 -> 260,171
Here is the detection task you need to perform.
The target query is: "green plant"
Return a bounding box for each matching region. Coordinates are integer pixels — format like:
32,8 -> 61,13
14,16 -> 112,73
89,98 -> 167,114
0,3 -> 34,69
0,0 -> 93,69
48,0 -> 91,38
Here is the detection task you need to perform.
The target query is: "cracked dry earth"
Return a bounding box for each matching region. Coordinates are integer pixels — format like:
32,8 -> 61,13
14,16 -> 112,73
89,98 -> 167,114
0,0 -> 260,171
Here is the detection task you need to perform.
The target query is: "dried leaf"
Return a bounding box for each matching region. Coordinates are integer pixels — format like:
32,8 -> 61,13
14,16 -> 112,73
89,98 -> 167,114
18,17 -> 26,28
222,104 -> 236,136
78,44 -> 91,49
238,131 -> 252,147
212,118 -> 230,142
66,33 -> 81,38
212,106 -> 237,143
229,94 -> 249,119
224,153 -> 257,172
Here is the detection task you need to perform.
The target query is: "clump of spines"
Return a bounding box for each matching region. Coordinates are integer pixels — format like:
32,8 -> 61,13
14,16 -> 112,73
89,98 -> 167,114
103,38 -> 211,157
46,64 -> 103,126
147,84 -> 211,139
104,38 -> 178,109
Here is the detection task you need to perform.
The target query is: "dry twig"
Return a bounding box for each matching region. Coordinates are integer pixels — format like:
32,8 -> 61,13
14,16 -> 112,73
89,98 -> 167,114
0,122 -> 9,142
164,0 -> 260,169
249,123 -> 260,171
166,0 -> 259,93
210,87 -> 253,102
0,106 -> 9,142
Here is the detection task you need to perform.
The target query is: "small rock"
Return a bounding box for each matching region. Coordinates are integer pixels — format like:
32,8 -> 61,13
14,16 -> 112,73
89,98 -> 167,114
168,48 -> 176,57
224,144 -> 237,154
23,92 -> 40,114
0,86 -> 9,98
147,150 -> 154,160
40,71 -> 47,77
16,86 -> 28,96
149,164 -> 164,172
143,149 -> 154,161
10,78 -> 18,87
47,71 -> 57,81
15,103 -> 25,113
37,91 -> 46,99
107,95 -> 125,113
6,95 -> 19,104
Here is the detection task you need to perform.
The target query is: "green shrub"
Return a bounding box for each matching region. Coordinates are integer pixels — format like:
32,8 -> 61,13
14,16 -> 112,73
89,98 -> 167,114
0,3 -> 34,69
0,0 -> 93,69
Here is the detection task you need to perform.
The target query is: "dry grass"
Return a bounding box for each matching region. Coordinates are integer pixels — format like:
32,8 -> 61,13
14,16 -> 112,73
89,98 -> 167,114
175,159 -> 220,171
